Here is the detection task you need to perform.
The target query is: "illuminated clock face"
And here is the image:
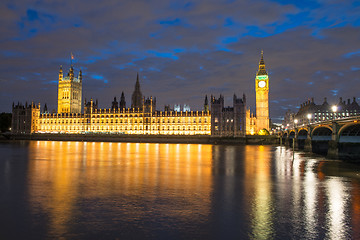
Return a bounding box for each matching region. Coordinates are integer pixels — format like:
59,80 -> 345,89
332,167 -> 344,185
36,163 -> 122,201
258,80 -> 266,88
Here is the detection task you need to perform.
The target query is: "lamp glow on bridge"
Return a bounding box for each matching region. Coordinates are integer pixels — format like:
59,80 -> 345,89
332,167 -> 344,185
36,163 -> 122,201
332,105 -> 337,119
294,119 -> 298,128
307,114 -> 312,124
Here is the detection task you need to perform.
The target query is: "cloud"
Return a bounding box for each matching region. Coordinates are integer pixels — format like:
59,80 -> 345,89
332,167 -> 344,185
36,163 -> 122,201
0,0 -> 359,123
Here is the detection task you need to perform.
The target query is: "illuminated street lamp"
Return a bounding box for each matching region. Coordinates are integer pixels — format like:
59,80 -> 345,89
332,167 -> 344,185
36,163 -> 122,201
332,105 -> 337,119
307,113 -> 312,124
294,119 -> 298,128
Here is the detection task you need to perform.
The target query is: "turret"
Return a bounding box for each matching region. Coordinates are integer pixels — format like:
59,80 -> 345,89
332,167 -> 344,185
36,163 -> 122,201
120,91 -> 126,110
204,95 -> 209,112
111,97 -> 118,111
79,69 -> 82,82
90,98 -> 93,114
43,103 -> 48,113
69,66 -> 74,81
59,65 -> 63,81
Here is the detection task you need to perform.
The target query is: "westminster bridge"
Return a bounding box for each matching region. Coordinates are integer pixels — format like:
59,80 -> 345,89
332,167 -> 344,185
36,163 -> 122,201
280,116 -> 360,160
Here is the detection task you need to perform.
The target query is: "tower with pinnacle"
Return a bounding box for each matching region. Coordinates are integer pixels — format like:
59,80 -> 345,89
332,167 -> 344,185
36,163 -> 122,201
255,51 -> 269,132
57,62 -> 82,114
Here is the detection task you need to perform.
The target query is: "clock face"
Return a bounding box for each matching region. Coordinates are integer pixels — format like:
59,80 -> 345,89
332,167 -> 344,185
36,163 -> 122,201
258,80 -> 266,88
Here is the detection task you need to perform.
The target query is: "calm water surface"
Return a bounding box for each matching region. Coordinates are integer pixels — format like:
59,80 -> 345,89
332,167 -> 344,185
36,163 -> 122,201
0,141 -> 360,239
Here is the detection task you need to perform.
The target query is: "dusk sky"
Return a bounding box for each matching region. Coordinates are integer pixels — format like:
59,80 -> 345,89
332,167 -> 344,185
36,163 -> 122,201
1,0 -> 360,122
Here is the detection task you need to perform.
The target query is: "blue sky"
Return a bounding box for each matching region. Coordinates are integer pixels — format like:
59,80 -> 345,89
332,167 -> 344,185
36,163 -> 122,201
1,0 -> 360,122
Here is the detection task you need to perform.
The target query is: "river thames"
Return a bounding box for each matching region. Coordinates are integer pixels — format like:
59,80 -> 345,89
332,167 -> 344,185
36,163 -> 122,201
0,141 -> 359,239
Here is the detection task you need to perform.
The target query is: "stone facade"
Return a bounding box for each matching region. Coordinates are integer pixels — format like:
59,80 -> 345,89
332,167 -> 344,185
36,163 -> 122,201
210,94 -> 246,137
57,65 -> 82,114
11,102 -> 40,133
11,53 -> 273,136
282,97 -> 360,128
255,51 -> 270,132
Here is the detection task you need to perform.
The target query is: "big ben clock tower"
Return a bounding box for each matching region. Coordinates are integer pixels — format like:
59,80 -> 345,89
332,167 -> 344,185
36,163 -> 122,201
255,51 -> 269,132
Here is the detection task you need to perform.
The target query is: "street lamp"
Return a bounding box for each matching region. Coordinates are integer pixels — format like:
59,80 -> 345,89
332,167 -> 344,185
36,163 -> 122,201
307,113 -> 312,124
332,105 -> 337,119
294,119 -> 298,128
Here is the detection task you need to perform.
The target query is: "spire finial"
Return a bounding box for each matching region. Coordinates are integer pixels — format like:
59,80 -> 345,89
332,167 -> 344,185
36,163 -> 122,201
70,52 -> 74,67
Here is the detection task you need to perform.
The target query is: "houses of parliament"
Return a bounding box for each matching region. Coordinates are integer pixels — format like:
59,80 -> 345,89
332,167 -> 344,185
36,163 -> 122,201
11,52 -> 270,136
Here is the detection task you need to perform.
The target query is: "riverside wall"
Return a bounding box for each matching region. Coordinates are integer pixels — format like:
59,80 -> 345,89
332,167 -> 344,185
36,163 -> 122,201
7,133 -> 280,145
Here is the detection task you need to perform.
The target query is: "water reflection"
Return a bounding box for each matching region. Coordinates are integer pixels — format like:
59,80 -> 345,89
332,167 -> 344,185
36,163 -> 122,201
1,141 -> 359,239
27,141 -> 213,238
244,145 -> 274,239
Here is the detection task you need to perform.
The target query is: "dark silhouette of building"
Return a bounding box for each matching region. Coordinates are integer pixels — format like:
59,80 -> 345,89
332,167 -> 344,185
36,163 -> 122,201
204,95 -> 209,112
111,97 -> 119,111
120,91 -> 126,110
283,97 -> 360,127
144,96 -> 156,113
11,102 -> 40,133
211,94 -> 246,137
84,98 -> 98,114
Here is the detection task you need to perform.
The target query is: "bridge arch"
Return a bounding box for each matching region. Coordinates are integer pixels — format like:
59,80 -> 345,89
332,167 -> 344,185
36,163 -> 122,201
298,129 -> 308,135
311,125 -> 332,136
298,127 -> 308,132
338,123 -> 360,143
312,126 -> 332,141
289,130 -> 295,138
297,129 -> 308,139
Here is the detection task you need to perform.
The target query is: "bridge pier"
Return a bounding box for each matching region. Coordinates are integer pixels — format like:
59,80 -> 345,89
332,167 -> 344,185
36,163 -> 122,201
294,137 -> 299,150
284,137 -> 289,147
327,140 -> 339,159
304,139 -> 312,152
283,118 -> 360,160
327,122 -> 339,159
304,125 -> 312,152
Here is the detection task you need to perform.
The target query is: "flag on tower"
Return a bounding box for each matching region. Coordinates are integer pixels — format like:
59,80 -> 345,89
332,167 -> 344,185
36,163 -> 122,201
71,52 -> 74,60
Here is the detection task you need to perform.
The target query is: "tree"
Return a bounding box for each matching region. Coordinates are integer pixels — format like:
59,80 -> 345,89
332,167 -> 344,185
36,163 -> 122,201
0,113 -> 12,132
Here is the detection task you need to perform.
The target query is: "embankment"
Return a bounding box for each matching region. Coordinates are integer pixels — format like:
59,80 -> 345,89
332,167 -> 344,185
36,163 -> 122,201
8,133 -> 280,145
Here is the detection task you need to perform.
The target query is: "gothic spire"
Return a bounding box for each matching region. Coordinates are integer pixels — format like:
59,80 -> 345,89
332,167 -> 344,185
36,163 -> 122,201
131,73 -> 143,110
257,50 -> 268,76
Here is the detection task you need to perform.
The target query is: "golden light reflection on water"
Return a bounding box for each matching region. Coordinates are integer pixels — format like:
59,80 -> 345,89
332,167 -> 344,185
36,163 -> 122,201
244,145 -> 274,239
20,142 -> 360,238
27,141 -> 213,237
274,146 -> 360,239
